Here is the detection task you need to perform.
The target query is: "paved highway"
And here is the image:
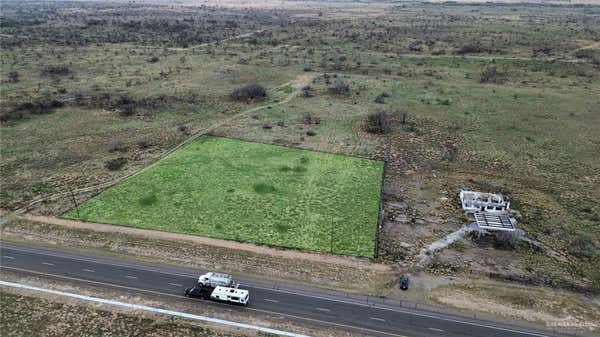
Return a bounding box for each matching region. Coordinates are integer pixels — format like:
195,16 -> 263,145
0,241 -> 573,337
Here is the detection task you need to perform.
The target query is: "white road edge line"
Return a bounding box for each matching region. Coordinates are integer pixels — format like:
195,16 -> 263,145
169,283 -> 183,287
0,280 -> 312,337
42,262 -> 54,266
4,246 -> 552,337
370,317 -> 385,322
428,327 -> 444,332
3,256 -> 15,259
83,269 -> 95,273
264,299 -> 279,303
246,285 -> 552,337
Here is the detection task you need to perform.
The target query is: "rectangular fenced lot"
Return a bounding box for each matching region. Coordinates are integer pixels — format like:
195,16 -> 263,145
64,136 -> 384,256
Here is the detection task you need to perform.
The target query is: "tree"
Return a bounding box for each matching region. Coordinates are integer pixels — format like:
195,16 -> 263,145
230,83 -> 266,101
366,111 -> 390,134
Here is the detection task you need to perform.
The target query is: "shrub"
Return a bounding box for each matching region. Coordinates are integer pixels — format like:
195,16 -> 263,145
568,233 -> 598,259
147,55 -> 160,63
306,130 -> 316,136
139,194 -> 158,206
493,231 -> 520,250
112,95 -> 136,116
108,140 -> 128,153
328,79 -> 350,95
301,86 -> 314,97
137,141 -> 152,149
105,157 -> 128,171
7,70 -> 19,83
366,111 -> 390,134
479,66 -> 505,84
254,182 -> 275,194
41,65 -> 71,76
303,114 -> 320,125
0,110 -> 25,123
374,93 -> 387,104
456,43 -> 483,55
231,83 -> 267,101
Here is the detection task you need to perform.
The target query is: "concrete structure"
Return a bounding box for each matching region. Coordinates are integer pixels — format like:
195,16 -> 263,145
460,190 -> 510,214
460,189 -> 516,231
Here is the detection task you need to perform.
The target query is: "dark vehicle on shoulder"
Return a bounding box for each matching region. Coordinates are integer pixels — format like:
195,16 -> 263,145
400,275 -> 410,290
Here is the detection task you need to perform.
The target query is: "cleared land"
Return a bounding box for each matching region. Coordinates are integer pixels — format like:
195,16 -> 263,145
64,136 -> 383,256
1,0 -> 599,328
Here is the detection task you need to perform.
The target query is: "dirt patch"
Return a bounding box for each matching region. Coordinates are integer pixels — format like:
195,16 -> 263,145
428,282 -> 600,333
20,213 -> 386,271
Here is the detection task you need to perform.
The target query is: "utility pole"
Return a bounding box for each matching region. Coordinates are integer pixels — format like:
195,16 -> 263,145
69,187 -> 80,218
330,216 -> 334,254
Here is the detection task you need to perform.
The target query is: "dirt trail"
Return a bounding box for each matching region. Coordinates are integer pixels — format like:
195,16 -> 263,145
15,73 -> 316,214
13,213 -> 388,271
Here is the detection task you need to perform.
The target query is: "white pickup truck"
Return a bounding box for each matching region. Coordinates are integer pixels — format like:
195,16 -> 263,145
198,272 -> 237,288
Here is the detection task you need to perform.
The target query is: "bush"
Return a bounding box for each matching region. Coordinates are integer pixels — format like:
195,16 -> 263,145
254,182 -> 275,194
568,233 -> 598,259
301,86 -> 314,97
366,111 -> 390,134
105,157 -> 128,171
374,93 -> 387,104
7,70 -> 19,83
479,66 -> 505,84
456,43 -> 483,55
493,231 -> 520,250
139,194 -> 158,206
328,79 -> 350,96
231,83 -> 267,101
41,65 -> 71,76
303,114 -> 321,125
108,140 -> 128,153
112,95 -> 136,116
306,130 -> 316,136
147,55 -> 160,63
1,98 -> 65,123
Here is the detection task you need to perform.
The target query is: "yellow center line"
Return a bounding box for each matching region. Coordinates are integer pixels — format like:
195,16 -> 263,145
0,266 -> 406,337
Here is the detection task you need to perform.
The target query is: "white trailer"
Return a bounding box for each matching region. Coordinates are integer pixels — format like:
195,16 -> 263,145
210,286 -> 249,306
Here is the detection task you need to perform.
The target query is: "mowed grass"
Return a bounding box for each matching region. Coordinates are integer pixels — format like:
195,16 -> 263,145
64,136 -> 384,256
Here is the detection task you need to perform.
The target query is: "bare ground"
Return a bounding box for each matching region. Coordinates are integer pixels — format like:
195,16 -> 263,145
19,213 -> 387,271
427,281 -> 600,333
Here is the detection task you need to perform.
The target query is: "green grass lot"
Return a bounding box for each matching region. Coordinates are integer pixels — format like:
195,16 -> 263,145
64,136 -> 384,256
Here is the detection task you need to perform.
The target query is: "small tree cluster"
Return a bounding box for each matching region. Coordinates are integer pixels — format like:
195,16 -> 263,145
328,79 -> 350,96
231,83 -> 267,101
105,157 -> 128,171
366,111 -> 390,134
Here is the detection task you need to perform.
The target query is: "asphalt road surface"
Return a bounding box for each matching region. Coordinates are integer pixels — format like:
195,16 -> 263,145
0,241 -> 576,337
